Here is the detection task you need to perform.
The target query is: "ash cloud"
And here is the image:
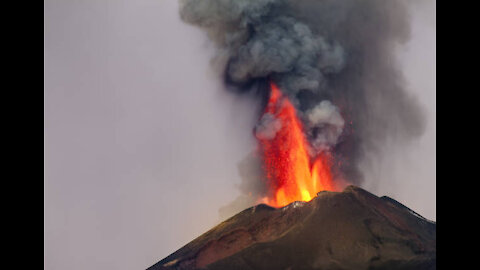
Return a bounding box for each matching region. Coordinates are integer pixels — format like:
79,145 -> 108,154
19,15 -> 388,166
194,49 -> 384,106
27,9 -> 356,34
255,113 -> 282,140
304,100 -> 344,155
179,0 -> 426,198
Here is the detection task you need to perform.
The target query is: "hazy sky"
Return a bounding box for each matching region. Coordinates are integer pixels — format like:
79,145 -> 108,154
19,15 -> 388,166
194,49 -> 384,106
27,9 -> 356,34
44,1 -> 435,269
361,0 -> 436,222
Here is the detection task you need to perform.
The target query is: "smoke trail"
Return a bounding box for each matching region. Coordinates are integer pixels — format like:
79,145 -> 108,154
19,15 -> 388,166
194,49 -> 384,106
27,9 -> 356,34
179,0 -> 426,213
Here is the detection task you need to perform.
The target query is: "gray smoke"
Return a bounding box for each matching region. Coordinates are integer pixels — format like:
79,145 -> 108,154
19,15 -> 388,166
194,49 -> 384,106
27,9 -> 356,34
255,113 -> 283,140
179,0 -> 425,192
304,100 -> 344,155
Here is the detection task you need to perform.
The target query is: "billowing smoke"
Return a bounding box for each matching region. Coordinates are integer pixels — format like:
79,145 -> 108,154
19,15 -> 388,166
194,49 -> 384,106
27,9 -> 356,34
179,0 -> 426,216
255,113 -> 283,140
304,100 -> 344,155
180,0 -> 346,154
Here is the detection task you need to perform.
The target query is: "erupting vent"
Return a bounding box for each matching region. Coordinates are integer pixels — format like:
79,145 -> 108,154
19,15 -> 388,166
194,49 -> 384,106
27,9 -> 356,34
257,82 -> 338,207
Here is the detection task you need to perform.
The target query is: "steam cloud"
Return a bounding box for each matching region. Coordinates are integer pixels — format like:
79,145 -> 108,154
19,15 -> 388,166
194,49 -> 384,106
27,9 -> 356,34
179,0 -> 426,217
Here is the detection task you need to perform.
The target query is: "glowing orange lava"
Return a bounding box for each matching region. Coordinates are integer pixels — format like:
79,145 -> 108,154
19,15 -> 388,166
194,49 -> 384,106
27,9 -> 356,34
257,82 -> 337,207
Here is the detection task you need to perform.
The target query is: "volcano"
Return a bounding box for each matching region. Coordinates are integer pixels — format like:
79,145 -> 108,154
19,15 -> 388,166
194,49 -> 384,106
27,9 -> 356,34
147,186 -> 436,270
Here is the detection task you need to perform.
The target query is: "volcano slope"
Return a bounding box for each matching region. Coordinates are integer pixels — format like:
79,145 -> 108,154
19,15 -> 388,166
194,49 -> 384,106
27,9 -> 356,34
148,186 -> 436,270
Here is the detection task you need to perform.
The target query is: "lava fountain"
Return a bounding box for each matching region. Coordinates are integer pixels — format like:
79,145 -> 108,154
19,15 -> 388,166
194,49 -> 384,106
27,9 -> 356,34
257,82 -> 338,207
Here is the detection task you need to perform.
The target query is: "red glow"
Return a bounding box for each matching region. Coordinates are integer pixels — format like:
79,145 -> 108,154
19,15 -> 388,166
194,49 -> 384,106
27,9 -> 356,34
257,82 -> 338,207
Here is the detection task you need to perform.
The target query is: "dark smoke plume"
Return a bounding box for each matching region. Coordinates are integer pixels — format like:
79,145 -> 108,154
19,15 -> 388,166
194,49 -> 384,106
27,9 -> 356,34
179,0 -> 426,216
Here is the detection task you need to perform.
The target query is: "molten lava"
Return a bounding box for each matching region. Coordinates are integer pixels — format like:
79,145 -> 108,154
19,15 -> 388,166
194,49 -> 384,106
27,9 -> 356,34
257,82 -> 337,207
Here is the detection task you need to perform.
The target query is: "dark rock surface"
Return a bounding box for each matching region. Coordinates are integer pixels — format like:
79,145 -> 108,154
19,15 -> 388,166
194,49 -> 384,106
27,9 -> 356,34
148,186 -> 436,270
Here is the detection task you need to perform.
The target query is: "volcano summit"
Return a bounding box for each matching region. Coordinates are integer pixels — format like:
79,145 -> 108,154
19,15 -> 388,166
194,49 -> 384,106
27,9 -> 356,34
148,186 -> 436,270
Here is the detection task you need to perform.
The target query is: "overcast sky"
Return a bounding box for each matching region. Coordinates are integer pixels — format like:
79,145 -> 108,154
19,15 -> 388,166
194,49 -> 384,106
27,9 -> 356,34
44,1 -> 435,269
